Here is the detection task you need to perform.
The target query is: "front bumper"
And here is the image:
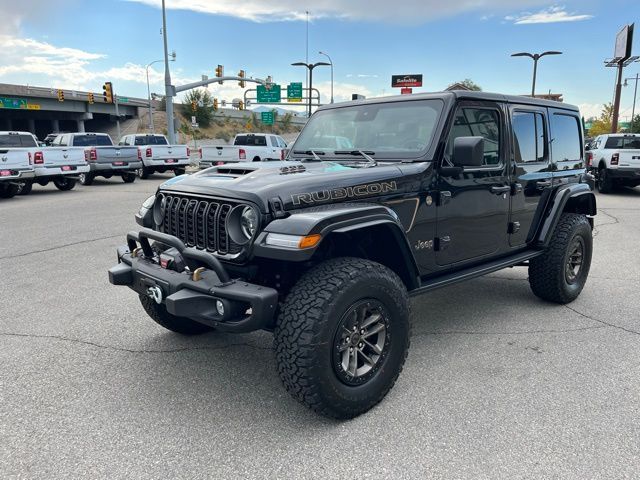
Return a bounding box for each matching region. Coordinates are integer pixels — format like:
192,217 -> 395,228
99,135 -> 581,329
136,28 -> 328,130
108,228 -> 278,333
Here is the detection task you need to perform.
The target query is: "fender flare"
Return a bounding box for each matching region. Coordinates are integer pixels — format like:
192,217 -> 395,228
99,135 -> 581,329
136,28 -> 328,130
534,183 -> 596,248
252,203 -> 420,289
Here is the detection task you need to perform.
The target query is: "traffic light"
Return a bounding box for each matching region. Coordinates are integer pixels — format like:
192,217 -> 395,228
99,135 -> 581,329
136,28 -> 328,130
191,101 -> 197,112
57,89 -> 64,102
238,69 -> 246,88
215,64 -> 224,84
103,82 -> 113,103
238,100 -> 245,111
88,92 -> 94,104
213,98 -> 219,111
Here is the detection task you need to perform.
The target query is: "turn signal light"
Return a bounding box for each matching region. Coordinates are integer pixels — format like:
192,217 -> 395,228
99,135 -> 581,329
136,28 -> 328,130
137,149 -> 142,160
89,148 -> 97,161
187,147 -> 191,157
198,148 -> 203,159
33,151 -> 44,164
146,147 -> 152,158
585,152 -> 593,167
298,234 -> 322,249
239,148 -> 246,160
611,153 -> 619,165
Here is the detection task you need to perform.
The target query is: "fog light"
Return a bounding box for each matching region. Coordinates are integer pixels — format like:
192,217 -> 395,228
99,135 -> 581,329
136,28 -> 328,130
216,300 -> 225,316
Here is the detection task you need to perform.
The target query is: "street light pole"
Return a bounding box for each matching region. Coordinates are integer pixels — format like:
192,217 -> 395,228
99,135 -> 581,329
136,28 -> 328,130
511,51 -> 562,97
146,53 -> 175,133
624,73 -> 639,131
292,61 -> 330,116
319,51 -> 334,103
161,0 -> 175,144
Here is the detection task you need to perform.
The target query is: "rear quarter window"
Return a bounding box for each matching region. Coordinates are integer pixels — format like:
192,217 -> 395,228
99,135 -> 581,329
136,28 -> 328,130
551,114 -> 581,162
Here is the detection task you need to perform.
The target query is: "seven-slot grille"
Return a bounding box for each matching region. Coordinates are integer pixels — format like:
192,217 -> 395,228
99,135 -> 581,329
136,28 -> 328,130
160,194 -> 243,255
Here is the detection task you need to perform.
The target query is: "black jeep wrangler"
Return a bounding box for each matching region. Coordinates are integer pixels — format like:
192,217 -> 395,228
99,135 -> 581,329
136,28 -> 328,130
109,92 -> 596,419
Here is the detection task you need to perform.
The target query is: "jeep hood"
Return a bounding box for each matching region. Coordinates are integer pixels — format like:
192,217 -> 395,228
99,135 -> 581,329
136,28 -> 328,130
159,161 -> 423,212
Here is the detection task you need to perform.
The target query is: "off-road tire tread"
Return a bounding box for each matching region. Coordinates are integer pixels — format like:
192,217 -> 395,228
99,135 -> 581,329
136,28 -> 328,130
138,294 -> 213,334
598,166 -> 612,194
274,257 -> 410,419
528,213 -> 591,304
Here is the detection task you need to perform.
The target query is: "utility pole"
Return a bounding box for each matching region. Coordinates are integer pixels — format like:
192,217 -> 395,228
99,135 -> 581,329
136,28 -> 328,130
624,73 -> 639,131
510,51 -> 562,97
292,61 -> 330,117
162,0 -> 175,143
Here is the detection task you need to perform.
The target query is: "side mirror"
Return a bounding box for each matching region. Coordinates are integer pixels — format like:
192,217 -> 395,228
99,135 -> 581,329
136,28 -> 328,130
452,136 -> 485,167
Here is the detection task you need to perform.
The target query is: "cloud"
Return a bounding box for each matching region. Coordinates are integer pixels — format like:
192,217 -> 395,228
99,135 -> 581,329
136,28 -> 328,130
126,0 -> 552,24
506,5 -> 593,24
578,103 -> 604,120
346,74 -> 379,79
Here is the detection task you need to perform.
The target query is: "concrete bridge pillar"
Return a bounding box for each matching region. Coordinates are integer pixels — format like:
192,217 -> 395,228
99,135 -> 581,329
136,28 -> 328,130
76,119 -> 85,133
28,118 -> 36,134
51,119 -> 60,133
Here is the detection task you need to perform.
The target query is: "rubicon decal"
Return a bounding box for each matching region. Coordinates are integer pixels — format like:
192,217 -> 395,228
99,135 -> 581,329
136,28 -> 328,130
291,181 -> 398,205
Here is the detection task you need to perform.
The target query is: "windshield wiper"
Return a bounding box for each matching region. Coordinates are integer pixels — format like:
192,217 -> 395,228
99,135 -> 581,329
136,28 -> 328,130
334,150 -> 377,167
293,149 -> 325,161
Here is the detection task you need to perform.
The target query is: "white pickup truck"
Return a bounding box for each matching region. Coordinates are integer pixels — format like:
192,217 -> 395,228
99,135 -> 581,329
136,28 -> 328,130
52,133 -> 141,185
119,134 -> 190,179
198,133 -> 288,168
587,133 -> 640,193
0,131 -> 88,195
0,132 -> 36,198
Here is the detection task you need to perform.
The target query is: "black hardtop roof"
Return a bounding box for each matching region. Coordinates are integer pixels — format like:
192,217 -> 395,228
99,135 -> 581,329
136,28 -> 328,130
320,90 -> 579,113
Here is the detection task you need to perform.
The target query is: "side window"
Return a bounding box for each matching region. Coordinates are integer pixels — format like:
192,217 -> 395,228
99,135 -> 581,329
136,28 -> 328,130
512,111 -> 547,163
551,114 -> 581,162
58,135 -> 69,147
278,137 -> 287,148
446,107 -> 501,166
269,136 -> 278,147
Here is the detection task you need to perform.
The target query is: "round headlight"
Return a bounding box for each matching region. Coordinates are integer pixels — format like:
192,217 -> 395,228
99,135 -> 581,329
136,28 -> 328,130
153,193 -> 166,226
240,206 -> 258,238
227,204 -> 259,246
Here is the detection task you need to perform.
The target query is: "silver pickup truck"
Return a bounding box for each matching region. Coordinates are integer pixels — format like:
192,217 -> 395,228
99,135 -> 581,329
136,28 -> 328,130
0,131 -> 36,198
119,134 -> 190,179
52,133 -> 141,185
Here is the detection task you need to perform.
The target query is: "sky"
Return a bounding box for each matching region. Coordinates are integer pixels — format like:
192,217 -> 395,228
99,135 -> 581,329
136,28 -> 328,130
0,0 -> 639,120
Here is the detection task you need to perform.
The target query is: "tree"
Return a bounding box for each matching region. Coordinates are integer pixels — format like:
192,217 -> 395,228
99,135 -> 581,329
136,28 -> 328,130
181,89 -> 214,128
447,79 -> 482,91
630,114 -> 640,133
588,103 -> 614,137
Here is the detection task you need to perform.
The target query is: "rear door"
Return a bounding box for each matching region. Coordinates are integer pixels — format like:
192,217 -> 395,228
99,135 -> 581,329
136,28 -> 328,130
508,105 -> 553,246
435,100 -> 511,266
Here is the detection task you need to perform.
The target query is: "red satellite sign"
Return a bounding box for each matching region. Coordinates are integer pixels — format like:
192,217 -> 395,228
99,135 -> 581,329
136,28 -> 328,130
392,74 -> 423,88
400,87 -> 413,95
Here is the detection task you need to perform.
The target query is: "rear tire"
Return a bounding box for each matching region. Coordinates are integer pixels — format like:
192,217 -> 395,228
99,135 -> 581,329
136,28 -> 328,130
18,182 -> 32,195
529,213 -> 592,304
137,167 -> 150,179
138,294 -> 214,334
79,172 -> 94,186
122,172 -> 136,183
0,183 -> 19,198
274,257 -> 411,419
252,156 -> 261,162
597,166 -> 613,194
53,177 -> 76,191
174,168 -> 186,176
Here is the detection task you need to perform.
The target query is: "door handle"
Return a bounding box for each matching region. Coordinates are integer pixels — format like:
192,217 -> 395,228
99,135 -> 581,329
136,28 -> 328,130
536,180 -> 552,189
490,185 -> 511,195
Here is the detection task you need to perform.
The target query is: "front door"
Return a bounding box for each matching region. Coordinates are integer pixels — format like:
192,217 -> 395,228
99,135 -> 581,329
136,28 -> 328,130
435,101 -> 511,266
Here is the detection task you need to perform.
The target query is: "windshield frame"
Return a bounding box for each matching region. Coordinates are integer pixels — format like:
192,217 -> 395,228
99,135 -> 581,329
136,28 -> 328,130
290,97 -> 448,162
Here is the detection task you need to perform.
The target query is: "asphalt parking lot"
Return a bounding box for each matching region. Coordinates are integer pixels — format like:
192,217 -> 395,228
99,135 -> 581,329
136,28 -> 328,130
1,176 -> 639,479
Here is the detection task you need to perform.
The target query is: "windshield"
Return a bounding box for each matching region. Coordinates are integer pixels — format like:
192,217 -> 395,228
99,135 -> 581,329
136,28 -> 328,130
134,135 -> 168,146
292,99 -> 443,160
73,135 -> 113,146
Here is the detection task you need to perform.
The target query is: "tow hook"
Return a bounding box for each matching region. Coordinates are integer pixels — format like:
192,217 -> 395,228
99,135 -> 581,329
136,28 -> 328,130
146,285 -> 163,304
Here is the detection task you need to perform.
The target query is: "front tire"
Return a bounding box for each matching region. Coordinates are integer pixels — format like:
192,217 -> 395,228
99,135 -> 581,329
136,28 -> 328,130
0,183 -> 20,198
138,294 -> 214,334
529,213 -> 592,304
598,166 -> 613,193
79,172 -> 94,186
274,257 -> 411,419
53,177 -> 76,191
18,182 -> 32,195
121,172 -> 136,183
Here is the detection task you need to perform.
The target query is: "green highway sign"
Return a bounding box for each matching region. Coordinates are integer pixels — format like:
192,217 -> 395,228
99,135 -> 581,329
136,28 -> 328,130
287,82 -> 303,102
118,97 -> 129,103
261,111 -> 275,125
0,97 -> 27,109
257,84 -> 281,103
